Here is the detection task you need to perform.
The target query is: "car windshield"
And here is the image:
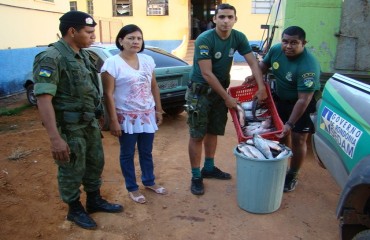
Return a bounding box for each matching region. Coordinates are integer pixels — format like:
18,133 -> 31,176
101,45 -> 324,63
109,48 -> 188,68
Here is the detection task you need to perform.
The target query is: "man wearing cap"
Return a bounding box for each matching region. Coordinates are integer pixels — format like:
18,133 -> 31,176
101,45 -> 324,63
33,11 -> 123,230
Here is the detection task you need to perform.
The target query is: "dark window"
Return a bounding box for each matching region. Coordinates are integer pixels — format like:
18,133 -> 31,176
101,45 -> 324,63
113,0 -> 133,16
87,0 -> 94,15
70,1 -> 77,11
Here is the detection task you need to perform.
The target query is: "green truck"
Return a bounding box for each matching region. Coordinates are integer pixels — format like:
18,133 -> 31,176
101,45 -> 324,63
263,1 -> 370,239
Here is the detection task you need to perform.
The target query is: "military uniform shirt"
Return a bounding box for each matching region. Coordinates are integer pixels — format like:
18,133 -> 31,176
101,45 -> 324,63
191,29 -> 252,88
33,39 -> 100,114
263,43 -> 321,101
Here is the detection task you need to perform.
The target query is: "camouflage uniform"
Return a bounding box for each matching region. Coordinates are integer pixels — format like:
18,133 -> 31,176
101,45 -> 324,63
33,39 -> 103,203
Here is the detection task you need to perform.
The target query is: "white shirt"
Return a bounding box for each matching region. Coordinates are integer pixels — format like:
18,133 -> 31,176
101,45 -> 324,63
101,53 -> 158,134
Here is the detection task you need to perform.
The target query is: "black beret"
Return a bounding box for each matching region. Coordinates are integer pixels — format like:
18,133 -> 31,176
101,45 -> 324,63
59,11 -> 97,27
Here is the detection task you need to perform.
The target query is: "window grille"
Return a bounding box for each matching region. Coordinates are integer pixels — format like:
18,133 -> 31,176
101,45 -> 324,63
114,0 -> 133,16
251,0 -> 274,14
147,0 -> 168,16
70,1 -> 77,11
87,0 -> 94,15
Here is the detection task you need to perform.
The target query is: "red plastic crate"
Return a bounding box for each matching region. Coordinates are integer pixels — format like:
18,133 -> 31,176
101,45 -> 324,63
228,82 -> 284,143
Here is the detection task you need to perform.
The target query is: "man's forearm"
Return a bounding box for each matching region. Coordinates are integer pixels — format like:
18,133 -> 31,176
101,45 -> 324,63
37,96 -> 60,141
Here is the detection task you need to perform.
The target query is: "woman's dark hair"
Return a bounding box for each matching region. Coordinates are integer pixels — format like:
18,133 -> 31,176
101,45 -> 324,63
215,3 -> 236,16
115,24 -> 145,52
282,26 -> 306,41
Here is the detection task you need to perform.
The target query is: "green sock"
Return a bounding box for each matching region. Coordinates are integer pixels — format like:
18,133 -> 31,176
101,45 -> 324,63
288,169 -> 299,179
192,168 -> 201,178
203,157 -> 214,171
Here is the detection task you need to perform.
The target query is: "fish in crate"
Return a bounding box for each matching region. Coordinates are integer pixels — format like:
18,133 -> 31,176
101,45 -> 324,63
236,99 -> 276,136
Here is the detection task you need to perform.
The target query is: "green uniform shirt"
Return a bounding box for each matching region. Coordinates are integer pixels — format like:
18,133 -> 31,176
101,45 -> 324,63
33,39 -> 100,115
263,43 -> 321,101
191,29 -> 252,88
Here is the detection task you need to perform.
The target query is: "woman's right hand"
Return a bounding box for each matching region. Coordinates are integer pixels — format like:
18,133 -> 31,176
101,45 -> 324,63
109,121 -> 122,137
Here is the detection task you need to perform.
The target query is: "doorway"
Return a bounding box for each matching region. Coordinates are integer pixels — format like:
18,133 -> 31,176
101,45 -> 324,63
190,0 -> 220,40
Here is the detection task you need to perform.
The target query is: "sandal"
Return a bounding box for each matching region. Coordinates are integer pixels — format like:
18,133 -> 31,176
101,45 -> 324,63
145,185 -> 167,195
129,191 -> 146,204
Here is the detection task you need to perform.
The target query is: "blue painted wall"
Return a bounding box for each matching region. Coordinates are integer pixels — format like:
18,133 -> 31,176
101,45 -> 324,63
0,47 -> 45,98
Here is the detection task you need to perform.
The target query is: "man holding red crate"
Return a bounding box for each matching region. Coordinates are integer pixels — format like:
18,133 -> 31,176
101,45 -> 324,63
246,26 -> 321,192
185,3 -> 267,195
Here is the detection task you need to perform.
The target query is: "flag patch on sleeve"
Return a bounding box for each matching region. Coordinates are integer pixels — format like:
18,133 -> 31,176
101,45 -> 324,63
39,68 -> 52,78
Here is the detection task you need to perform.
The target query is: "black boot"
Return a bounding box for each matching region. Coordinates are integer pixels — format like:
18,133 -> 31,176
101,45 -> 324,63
86,189 -> 123,213
67,200 -> 97,230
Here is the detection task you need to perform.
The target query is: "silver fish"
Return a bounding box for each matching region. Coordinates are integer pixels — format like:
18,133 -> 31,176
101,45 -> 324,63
245,127 -> 274,136
260,118 -> 272,129
276,148 -> 289,159
241,101 -> 254,110
237,143 -> 255,158
264,139 -> 283,151
253,134 -> 273,159
245,144 -> 266,159
244,124 -> 261,131
236,103 -> 246,127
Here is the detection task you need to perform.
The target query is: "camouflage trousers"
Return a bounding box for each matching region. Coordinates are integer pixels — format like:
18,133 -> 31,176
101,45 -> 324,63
185,87 -> 228,138
56,124 -> 104,203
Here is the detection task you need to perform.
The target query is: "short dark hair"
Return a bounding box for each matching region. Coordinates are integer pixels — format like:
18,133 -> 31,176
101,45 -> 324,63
115,24 -> 145,52
215,3 -> 236,16
282,26 -> 306,41
59,24 -> 84,37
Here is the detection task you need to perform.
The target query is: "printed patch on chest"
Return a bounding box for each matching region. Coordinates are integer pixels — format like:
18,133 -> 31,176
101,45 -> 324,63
285,72 -> 292,81
272,62 -> 279,69
215,52 -> 222,59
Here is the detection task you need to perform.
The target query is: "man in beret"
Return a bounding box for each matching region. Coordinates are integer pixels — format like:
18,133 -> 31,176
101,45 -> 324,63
33,11 -> 123,230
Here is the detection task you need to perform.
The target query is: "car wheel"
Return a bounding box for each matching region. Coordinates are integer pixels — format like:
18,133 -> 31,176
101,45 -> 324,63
26,84 -> 37,106
353,229 -> 370,240
163,106 -> 184,116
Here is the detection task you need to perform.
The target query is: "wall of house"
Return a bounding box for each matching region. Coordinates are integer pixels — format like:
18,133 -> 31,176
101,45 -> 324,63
0,0 -> 68,98
0,0 -> 68,49
226,0 -> 271,44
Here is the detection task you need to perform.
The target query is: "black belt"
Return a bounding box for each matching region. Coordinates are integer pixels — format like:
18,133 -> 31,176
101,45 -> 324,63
188,82 -> 210,95
279,99 -> 296,104
275,95 -> 297,104
60,111 -> 96,124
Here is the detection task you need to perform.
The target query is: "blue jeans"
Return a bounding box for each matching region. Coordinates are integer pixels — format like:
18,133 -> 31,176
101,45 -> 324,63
118,132 -> 155,192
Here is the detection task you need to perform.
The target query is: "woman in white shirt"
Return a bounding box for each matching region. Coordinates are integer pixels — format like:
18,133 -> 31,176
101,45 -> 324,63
101,24 -> 167,204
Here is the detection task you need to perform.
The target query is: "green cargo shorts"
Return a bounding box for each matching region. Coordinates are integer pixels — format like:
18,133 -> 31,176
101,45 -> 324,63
185,88 -> 228,138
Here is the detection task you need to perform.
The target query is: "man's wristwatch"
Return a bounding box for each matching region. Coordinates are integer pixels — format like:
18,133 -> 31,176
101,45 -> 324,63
285,121 -> 295,129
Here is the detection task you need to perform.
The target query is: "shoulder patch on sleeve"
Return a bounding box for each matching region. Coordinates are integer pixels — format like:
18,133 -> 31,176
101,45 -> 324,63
39,68 -> 52,78
199,45 -> 209,56
304,77 -> 314,88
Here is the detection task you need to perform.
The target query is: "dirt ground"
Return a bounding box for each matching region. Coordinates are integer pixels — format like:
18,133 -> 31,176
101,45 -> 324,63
0,78 -> 341,240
